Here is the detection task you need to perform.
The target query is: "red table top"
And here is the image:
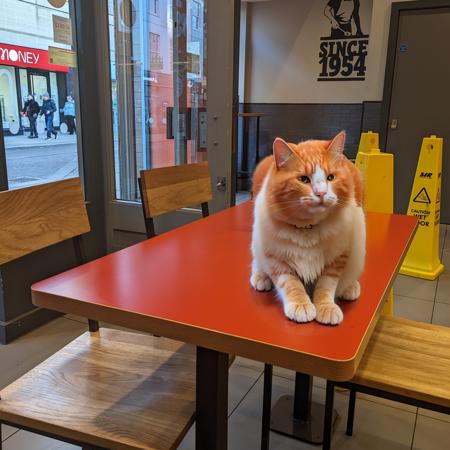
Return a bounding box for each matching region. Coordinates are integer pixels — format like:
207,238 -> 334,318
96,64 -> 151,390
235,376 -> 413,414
32,202 -> 417,381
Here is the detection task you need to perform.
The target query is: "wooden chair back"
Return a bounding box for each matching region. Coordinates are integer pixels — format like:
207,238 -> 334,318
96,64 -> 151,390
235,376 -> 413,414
0,178 -> 90,265
139,162 -> 212,238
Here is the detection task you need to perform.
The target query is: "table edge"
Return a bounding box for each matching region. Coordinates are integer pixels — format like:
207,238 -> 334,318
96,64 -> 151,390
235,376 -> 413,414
31,216 -> 418,382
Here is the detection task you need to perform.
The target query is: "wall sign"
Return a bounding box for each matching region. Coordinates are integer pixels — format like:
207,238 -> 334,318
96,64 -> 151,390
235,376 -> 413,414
53,15 -> 73,45
48,0 -> 66,8
48,46 -> 77,68
318,0 -> 373,81
0,43 -> 69,72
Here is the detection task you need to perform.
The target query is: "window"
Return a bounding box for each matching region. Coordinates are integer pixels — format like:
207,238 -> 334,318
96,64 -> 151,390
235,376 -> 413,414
150,0 -> 160,16
109,0 -> 207,202
191,1 -> 201,30
150,32 -> 161,57
150,32 -> 162,70
0,0 -> 81,189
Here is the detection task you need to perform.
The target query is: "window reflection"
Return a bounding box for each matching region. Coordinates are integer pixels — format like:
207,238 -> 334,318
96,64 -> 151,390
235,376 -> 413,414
109,0 -> 207,201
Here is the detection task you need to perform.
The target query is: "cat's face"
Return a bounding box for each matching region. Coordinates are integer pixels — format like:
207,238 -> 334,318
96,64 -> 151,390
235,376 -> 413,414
266,132 -> 352,224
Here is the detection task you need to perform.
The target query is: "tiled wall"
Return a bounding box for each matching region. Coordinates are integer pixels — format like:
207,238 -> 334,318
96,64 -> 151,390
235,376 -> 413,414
237,101 -> 381,190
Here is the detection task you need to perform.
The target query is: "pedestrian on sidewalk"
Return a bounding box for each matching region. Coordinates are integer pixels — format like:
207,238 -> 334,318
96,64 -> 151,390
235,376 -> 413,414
39,92 -> 58,140
62,95 -> 76,135
21,94 -> 40,138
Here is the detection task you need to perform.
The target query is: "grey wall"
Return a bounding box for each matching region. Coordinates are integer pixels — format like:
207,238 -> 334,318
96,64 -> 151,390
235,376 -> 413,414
237,101 -> 381,190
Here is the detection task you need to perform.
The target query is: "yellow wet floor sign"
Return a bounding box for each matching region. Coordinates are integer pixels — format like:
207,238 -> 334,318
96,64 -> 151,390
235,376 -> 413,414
355,131 -> 394,316
400,135 -> 444,280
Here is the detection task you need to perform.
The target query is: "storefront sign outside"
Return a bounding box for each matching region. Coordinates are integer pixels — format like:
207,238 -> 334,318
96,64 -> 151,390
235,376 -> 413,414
0,43 -> 69,73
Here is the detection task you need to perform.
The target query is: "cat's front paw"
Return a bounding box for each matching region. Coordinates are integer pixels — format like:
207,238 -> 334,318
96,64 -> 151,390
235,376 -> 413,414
315,303 -> 343,325
284,301 -> 316,323
250,272 -> 273,292
339,281 -> 360,301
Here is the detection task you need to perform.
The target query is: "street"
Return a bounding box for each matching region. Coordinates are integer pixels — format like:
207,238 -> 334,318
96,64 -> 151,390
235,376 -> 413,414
4,134 -> 79,189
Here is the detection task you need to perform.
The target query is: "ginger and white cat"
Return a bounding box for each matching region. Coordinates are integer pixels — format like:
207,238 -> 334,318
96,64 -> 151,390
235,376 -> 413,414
250,131 -> 365,325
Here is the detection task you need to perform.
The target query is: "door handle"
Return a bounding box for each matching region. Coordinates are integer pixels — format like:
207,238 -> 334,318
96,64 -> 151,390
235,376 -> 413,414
216,177 -> 226,191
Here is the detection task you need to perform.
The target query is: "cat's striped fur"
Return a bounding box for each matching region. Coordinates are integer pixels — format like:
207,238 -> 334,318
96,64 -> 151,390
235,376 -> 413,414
250,132 -> 365,325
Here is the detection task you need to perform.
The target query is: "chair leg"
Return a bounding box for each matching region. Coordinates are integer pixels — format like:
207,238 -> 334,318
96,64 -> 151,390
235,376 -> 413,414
346,389 -> 356,436
88,319 -> 99,332
261,364 -> 273,450
323,381 -> 335,450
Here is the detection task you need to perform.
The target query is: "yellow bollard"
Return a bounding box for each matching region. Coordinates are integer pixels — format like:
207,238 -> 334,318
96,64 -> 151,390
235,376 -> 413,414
355,131 -> 394,316
400,136 -> 444,280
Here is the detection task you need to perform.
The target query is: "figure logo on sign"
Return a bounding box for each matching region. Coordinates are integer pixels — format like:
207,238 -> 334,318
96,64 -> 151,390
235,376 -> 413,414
318,0 -> 372,82
324,0 -> 364,38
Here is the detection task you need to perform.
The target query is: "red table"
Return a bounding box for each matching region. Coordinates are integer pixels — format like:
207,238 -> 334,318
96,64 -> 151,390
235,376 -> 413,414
32,202 -> 417,449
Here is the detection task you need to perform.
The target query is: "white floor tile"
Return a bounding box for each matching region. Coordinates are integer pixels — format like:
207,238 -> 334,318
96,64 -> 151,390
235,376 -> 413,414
179,374 -> 417,450
357,392 -> 417,414
436,243 -> 450,304
228,362 -> 262,413
432,302 -> 450,327
0,317 -> 86,390
412,414 -> 450,450
418,408 -> 450,424
1,425 -> 18,442
393,275 -> 437,302
393,295 -> 434,323
2,429 -> 79,450
234,356 -> 264,373
178,362 -> 262,450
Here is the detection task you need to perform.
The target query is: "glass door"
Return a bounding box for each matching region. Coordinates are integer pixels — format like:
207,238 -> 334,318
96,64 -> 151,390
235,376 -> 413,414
110,0 -> 207,201
107,0 -> 238,246
28,71 -> 51,137
29,73 -> 50,100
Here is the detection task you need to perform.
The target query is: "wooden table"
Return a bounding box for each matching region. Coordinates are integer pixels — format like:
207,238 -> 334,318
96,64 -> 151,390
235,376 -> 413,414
32,202 -> 417,450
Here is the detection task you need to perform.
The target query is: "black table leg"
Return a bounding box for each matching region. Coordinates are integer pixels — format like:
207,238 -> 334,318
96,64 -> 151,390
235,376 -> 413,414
270,372 -> 338,445
196,346 -> 229,450
261,364 -> 273,450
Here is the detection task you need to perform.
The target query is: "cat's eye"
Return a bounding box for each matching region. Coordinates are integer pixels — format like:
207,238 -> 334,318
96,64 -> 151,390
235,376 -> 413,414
327,174 -> 335,181
299,176 -> 310,184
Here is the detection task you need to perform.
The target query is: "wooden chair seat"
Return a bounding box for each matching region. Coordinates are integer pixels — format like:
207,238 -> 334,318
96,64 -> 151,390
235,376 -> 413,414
351,316 -> 450,407
0,328 -> 196,450
323,316 -> 450,450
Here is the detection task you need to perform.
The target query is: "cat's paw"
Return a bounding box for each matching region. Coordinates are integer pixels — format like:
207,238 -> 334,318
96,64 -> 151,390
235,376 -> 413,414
339,281 -> 360,301
250,272 -> 273,291
284,302 -> 316,323
315,303 -> 343,325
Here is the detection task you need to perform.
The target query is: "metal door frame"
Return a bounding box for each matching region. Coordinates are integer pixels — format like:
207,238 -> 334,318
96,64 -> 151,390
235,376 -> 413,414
380,0 -> 450,149
0,105 -> 7,190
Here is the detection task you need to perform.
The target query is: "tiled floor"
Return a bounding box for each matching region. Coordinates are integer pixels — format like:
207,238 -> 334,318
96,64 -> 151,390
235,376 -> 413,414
1,226 -> 449,449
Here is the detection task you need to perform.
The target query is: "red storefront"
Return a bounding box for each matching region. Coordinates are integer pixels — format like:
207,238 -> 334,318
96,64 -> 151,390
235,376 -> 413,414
0,43 -> 69,134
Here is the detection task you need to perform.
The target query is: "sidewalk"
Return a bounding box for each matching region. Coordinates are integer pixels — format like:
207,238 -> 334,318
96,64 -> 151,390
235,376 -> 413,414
4,133 -> 77,149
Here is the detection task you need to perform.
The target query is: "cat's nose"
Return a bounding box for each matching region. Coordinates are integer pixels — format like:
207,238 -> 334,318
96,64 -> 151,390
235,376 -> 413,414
314,190 -> 326,198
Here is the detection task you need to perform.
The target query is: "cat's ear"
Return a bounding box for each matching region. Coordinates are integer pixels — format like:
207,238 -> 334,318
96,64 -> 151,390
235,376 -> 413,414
273,138 -> 294,169
328,131 -> 346,155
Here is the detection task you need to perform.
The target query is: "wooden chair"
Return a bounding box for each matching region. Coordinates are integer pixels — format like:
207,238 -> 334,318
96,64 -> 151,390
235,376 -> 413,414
0,178 -> 197,449
323,316 -> 450,450
138,161 -> 212,238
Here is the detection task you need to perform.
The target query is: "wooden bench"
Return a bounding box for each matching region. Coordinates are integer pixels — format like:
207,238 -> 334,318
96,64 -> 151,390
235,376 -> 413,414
0,178 -> 198,449
323,316 -> 450,450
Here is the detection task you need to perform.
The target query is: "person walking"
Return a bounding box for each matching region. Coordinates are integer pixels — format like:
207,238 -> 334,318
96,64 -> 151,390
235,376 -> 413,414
21,94 -> 40,138
39,92 -> 58,140
62,95 -> 76,135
